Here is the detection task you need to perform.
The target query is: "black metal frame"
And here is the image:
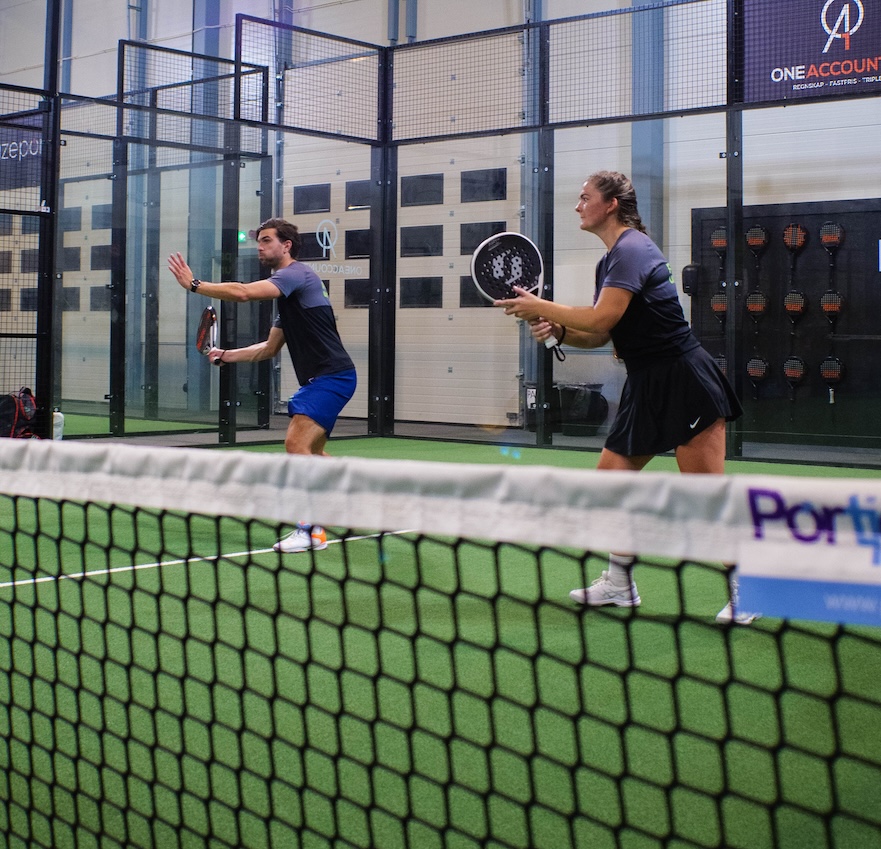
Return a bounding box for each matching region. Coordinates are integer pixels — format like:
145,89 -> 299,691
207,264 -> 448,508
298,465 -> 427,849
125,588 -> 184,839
9,0 -> 880,453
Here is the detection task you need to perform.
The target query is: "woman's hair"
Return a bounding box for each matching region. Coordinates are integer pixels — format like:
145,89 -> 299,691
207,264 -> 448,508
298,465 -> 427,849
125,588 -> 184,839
587,171 -> 646,234
256,218 -> 301,258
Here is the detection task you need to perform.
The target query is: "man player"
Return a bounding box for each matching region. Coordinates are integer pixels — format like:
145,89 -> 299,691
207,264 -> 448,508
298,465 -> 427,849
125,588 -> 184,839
168,217 -> 356,553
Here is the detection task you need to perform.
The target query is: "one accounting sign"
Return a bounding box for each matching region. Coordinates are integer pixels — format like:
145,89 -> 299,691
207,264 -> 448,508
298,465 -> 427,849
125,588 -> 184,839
744,0 -> 881,102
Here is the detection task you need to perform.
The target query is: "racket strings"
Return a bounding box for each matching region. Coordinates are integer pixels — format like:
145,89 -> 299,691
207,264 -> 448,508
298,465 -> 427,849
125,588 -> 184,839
745,291 -> 768,315
746,357 -> 769,381
820,358 -> 843,382
784,356 -> 806,383
783,224 -> 808,252
746,226 -> 768,251
784,291 -> 806,317
820,292 -> 843,315
820,222 -> 844,250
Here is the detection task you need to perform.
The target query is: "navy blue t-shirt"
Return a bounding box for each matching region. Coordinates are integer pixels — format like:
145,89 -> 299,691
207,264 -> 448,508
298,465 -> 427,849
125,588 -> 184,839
270,262 -> 354,385
594,228 -> 699,370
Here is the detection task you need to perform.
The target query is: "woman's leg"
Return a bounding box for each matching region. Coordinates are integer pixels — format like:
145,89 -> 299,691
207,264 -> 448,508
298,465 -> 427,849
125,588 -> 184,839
570,448 -> 652,606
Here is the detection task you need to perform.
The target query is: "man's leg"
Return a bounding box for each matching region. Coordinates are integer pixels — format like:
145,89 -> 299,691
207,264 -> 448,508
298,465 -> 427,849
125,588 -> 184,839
273,414 -> 330,552
285,414 -> 328,456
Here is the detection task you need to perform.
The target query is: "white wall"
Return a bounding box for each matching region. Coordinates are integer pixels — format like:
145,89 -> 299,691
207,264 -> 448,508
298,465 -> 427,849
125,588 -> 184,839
0,0 -> 48,87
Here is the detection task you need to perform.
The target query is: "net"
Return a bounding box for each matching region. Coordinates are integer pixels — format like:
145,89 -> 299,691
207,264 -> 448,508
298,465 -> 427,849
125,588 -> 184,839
1,439 -> 880,849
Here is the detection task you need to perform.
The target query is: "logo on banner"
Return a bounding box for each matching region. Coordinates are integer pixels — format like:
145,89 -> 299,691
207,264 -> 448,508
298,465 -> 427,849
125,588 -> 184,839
316,219 -> 338,260
822,0 -> 864,52
744,0 -> 881,102
748,487 -> 881,564
307,219 -> 366,277
0,133 -> 43,191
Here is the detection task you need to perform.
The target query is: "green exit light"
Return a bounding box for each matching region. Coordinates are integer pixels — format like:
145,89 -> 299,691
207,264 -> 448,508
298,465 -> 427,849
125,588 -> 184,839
238,230 -> 247,243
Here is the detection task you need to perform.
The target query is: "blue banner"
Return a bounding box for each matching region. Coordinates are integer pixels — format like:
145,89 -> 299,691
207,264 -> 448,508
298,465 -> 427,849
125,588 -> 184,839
739,575 -> 881,626
745,0 -> 881,103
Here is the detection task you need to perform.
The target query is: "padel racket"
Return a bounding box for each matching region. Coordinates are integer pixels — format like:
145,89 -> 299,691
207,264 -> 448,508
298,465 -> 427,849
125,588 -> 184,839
820,222 -> 845,334
820,290 -> 843,334
819,355 -> 843,405
744,225 -> 769,329
746,224 -> 769,280
711,226 -> 727,275
710,292 -> 728,326
745,290 -> 768,327
783,290 -> 807,331
746,356 -> 770,400
471,232 -> 565,361
783,223 -> 808,340
195,305 -> 217,355
709,226 -> 727,327
783,355 -> 806,409
820,220 -> 844,268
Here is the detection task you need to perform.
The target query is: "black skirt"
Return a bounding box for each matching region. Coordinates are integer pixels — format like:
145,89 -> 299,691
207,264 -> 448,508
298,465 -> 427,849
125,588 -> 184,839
605,346 -> 742,457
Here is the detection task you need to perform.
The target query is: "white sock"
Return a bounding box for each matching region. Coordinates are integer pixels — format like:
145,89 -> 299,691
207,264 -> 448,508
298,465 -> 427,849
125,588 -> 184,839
607,554 -> 636,587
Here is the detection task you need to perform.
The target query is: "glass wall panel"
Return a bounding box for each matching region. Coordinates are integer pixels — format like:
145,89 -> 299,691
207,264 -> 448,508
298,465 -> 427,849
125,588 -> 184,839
275,132 -> 371,433
393,137 -> 525,438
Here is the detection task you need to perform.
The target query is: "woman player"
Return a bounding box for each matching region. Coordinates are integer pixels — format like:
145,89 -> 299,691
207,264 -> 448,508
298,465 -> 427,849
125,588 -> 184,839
495,170 -> 756,624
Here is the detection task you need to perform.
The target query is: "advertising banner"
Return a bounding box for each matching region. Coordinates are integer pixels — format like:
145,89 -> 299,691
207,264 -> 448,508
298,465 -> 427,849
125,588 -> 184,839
737,479 -> 881,626
0,120 -> 43,193
745,0 -> 881,103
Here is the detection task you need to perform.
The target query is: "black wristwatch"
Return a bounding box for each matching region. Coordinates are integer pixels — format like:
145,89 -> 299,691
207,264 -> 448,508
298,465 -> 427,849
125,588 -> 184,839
190,278 -> 202,292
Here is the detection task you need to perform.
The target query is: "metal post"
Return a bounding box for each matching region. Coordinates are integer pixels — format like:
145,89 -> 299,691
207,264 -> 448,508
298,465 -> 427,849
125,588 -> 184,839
725,0 -> 745,458
368,46 -> 397,435
36,0 -> 62,437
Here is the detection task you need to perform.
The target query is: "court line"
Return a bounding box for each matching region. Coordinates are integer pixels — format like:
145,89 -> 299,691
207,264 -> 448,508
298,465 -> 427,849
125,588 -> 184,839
0,529 -> 418,591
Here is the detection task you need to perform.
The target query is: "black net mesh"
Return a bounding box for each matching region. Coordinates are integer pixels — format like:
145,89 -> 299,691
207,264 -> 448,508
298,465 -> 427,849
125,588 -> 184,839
120,42 -> 266,125
234,0 -> 727,144
239,16 -> 381,143
392,29 -> 542,142
1,440 -> 880,849
549,0 -> 726,125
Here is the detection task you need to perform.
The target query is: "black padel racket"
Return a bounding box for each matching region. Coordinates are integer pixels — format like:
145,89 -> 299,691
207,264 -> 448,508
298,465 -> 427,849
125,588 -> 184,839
471,232 -> 564,361
783,289 -> 807,333
744,225 -> 769,329
746,356 -> 770,400
783,223 -> 808,342
745,290 -> 768,327
711,226 -> 727,276
710,292 -> 728,326
195,305 -> 217,355
783,355 -> 807,408
709,226 -> 727,327
820,290 -> 844,334
820,221 -> 844,269
819,355 -> 843,405
746,224 -> 769,279
820,222 -> 845,334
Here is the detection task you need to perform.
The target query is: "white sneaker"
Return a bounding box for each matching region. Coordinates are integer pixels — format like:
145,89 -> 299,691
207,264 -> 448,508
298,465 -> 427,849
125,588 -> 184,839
715,601 -> 760,625
716,577 -> 760,624
570,571 -> 641,607
273,524 -> 328,553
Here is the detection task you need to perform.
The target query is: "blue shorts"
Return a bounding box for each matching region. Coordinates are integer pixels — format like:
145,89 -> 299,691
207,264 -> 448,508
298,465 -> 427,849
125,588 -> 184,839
288,369 -> 357,435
